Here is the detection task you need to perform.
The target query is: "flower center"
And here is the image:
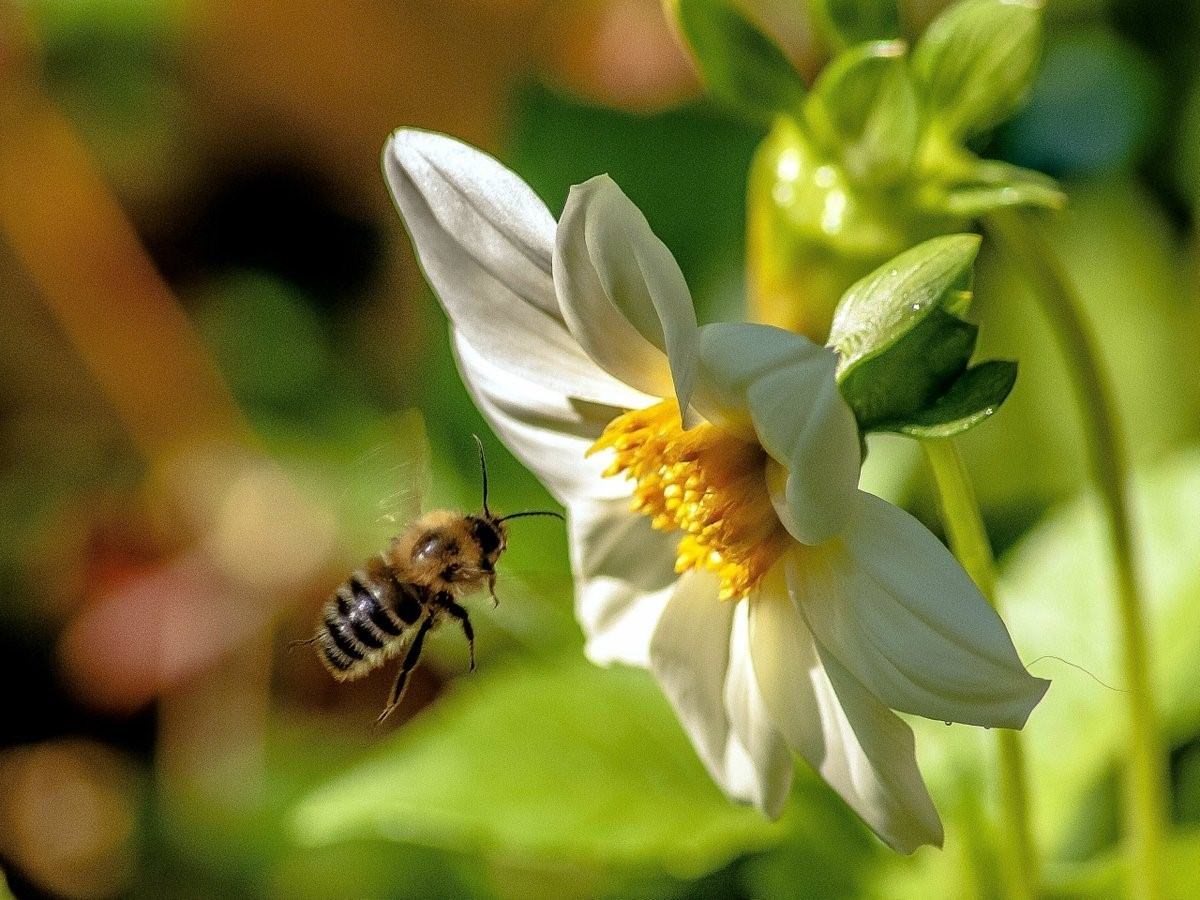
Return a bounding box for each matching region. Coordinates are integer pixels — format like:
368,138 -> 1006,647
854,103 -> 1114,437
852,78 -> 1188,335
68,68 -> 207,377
589,400 -> 789,600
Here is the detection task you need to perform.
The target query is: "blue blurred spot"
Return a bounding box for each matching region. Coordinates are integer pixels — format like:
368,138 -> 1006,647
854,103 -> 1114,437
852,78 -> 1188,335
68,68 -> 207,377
994,28 -> 1165,177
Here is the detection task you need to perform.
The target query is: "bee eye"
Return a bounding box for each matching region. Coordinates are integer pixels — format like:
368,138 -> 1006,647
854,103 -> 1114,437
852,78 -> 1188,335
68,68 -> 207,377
470,518 -> 501,556
415,533 -> 447,561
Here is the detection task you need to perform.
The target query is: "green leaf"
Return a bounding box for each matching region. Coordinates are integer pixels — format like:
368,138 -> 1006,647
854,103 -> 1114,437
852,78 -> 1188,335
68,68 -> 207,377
292,658 -> 783,875
806,40 -> 921,185
807,0 -> 901,50
912,0 -> 1044,140
668,0 -> 807,124
876,360 -> 1016,437
829,233 -> 981,374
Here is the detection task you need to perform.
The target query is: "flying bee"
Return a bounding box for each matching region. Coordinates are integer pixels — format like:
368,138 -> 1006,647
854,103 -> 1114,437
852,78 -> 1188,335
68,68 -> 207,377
295,436 -> 561,724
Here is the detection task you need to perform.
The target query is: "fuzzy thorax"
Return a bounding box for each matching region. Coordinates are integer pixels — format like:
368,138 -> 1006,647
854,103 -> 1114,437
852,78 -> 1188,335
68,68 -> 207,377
590,400 -> 789,600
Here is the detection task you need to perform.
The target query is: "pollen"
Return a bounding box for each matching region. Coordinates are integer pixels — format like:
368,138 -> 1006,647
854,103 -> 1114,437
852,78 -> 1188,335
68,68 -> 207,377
589,400 -> 789,600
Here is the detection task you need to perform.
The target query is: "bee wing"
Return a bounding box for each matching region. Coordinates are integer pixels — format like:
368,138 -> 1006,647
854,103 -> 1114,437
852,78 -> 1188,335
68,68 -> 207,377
382,407 -> 432,525
337,408 -> 432,551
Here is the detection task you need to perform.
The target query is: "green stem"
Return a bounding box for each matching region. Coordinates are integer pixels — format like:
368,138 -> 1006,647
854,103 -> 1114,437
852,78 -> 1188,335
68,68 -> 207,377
986,208 -> 1167,900
923,438 -> 1039,900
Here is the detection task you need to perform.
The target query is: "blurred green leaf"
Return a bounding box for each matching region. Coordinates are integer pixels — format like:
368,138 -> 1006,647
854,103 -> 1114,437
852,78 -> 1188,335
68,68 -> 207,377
1177,72 -> 1200,208
807,0 -> 900,50
806,40 -> 920,185
909,450 -> 1200,861
667,0 -> 807,125
269,841 -> 482,900
293,658 -> 783,876
29,0 -> 185,38
879,360 -> 1017,438
739,772 -> 885,899
913,0 -> 1044,140
194,271 -> 336,418
1045,828 -> 1200,898
1177,742 -> 1200,827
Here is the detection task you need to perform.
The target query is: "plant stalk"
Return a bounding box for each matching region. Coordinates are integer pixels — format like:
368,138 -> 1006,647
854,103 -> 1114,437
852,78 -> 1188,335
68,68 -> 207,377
986,208 -> 1167,900
923,438 -> 1039,900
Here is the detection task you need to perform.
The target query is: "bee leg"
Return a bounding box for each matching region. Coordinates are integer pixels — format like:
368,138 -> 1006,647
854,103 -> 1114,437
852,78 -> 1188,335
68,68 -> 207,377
487,573 -> 499,608
443,600 -> 475,672
376,617 -> 433,725
287,637 -> 316,652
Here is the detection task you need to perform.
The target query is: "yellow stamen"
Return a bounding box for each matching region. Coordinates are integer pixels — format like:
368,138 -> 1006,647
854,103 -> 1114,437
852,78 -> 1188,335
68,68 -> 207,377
589,400 -> 788,600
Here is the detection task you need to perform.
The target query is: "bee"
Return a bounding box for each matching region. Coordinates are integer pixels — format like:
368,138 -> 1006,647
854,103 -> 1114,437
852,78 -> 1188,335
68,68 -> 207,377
295,436 -> 561,723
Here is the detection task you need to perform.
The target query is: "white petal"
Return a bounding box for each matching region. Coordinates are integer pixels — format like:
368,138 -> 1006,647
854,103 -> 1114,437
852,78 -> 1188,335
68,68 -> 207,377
749,574 -> 943,853
568,497 -> 682,668
554,176 -> 699,410
790,492 -> 1050,729
453,331 -> 642,506
697,323 -> 860,545
649,571 -> 759,805
385,130 -> 644,408
725,600 -> 794,818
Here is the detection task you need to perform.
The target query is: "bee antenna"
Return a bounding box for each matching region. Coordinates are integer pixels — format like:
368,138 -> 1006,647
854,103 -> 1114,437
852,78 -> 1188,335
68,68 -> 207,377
473,434 -> 491,517
497,510 -> 565,523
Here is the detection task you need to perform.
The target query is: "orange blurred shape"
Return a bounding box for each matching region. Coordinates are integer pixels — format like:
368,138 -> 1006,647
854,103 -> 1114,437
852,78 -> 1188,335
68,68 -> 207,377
186,0 -> 541,211
155,444 -> 337,593
0,740 -> 137,900
0,87 -> 249,460
543,0 -> 699,112
59,446 -> 336,714
58,551 -> 259,714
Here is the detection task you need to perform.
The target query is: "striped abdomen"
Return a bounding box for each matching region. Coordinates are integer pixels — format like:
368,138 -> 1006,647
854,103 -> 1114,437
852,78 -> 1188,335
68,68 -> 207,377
317,556 -> 427,680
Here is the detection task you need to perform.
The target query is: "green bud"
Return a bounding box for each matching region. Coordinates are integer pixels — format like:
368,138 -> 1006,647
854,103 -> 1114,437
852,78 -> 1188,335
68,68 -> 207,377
666,0 -> 806,124
747,118 -> 956,340
912,0 -> 1044,140
807,0 -> 901,50
806,40 -> 920,186
830,235 -> 1016,436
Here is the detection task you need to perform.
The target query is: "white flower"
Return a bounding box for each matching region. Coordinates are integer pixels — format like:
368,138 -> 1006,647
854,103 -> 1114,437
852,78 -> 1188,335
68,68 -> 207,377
383,129 -> 1049,853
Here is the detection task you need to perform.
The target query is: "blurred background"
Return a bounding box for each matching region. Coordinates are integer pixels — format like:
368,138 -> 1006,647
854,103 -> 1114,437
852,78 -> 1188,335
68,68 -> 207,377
2,0 -> 1199,896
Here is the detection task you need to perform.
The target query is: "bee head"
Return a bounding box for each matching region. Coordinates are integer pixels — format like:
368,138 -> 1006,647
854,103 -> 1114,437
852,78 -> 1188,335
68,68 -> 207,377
467,514 -> 507,573
471,435 -> 562,574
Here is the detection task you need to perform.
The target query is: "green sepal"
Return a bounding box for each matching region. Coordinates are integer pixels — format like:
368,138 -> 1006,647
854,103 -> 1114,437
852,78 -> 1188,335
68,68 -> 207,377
877,359 -> 1018,437
837,304 -> 978,430
829,233 -> 980,373
915,144 -> 1065,218
806,40 -> 921,186
830,234 -> 1015,436
912,0 -> 1044,140
667,0 -> 807,125
930,159 -> 1065,217
807,0 -> 901,50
